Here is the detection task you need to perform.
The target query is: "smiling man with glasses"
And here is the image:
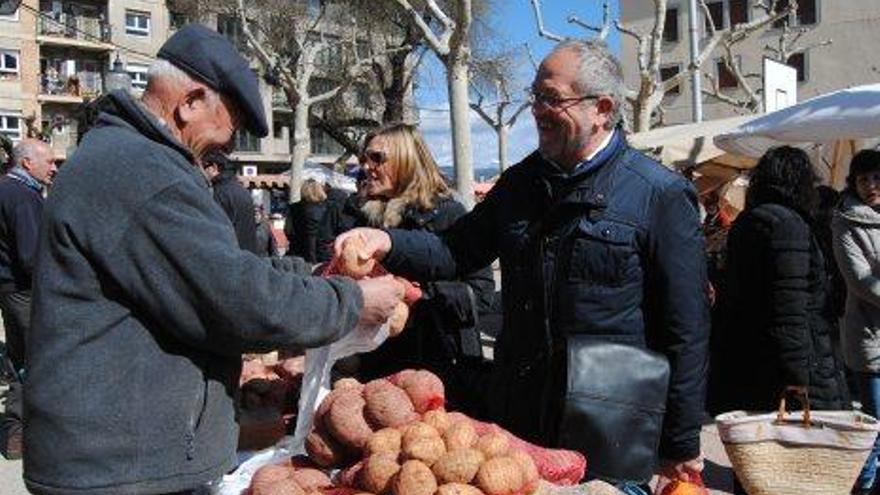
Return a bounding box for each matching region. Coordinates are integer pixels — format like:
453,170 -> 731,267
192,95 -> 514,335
334,39 -> 709,495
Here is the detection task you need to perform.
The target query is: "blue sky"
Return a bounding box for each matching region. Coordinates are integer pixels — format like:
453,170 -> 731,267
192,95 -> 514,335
417,0 -> 621,177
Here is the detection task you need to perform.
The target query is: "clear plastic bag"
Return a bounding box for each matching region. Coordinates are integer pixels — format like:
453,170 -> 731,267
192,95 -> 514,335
213,321 -> 390,495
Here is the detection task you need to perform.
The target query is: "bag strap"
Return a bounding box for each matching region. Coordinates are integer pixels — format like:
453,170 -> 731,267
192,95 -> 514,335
777,385 -> 812,427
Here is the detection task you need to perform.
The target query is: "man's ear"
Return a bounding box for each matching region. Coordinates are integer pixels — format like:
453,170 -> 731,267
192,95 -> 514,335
175,86 -> 208,126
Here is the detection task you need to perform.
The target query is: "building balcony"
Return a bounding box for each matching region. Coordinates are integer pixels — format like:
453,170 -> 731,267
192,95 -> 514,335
38,71 -> 103,104
37,14 -> 113,51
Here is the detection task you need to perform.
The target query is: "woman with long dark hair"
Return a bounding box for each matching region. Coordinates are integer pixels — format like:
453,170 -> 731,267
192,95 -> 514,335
709,145 -> 849,409
710,146 -> 850,493
832,149 -> 880,495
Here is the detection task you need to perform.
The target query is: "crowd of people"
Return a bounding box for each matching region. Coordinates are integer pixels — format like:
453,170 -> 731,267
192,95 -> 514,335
0,21 -> 878,495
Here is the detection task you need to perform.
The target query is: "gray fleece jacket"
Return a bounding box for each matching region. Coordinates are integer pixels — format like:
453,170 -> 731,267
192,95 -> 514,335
832,191 -> 880,373
23,91 -> 362,494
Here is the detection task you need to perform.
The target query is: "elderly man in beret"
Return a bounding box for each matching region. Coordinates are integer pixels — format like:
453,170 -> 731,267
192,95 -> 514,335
23,24 -> 405,495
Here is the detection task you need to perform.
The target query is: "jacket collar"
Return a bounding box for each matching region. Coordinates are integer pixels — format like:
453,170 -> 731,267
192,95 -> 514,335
838,191 -> 880,226
6,166 -> 43,193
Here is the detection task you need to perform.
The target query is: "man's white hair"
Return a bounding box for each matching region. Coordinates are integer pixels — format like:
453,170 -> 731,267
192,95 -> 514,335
11,140 -> 49,169
145,59 -> 221,105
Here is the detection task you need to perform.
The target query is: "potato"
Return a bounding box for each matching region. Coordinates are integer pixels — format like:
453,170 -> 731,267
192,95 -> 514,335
305,427 -> 349,468
363,380 -> 418,429
443,420 -> 478,451
366,427 -> 403,457
326,392 -> 374,449
395,370 -> 445,413
333,377 -> 363,391
360,453 -> 401,494
509,450 -> 539,492
402,422 -> 440,444
250,464 -> 293,495
437,483 -> 486,495
475,456 -> 525,495
432,448 -> 485,484
446,412 -> 471,426
392,460 -> 438,495
388,302 -> 409,336
339,236 -> 376,278
475,433 -> 510,458
260,477 -> 305,495
422,409 -> 452,435
401,435 -> 446,466
290,468 -> 332,491
315,388 -> 356,428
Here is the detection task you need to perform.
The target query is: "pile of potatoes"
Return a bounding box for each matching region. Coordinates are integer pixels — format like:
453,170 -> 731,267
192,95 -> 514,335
351,408 -> 540,495
248,462 -> 333,495
305,370 -> 444,467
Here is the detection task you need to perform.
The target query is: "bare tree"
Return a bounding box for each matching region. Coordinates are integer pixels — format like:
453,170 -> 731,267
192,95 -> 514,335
469,48 -> 531,173
530,0 -> 811,131
392,0 -> 477,207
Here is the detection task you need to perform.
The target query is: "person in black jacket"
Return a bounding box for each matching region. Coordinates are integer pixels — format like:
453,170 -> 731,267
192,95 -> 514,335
0,139 -> 55,459
335,40 -> 709,494
286,179 -> 332,263
352,123 -> 495,417
203,151 -> 258,254
708,146 -> 850,494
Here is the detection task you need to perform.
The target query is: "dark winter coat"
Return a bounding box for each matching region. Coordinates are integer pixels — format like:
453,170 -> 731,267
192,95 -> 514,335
709,203 -> 850,414
383,130 -> 709,462
23,90 -> 363,495
286,200 -> 331,263
211,173 -> 258,254
356,196 -> 495,416
0,170 -> 44,291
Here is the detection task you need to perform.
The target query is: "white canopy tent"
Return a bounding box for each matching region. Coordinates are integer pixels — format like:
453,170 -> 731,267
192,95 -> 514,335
715,83 -> 880,189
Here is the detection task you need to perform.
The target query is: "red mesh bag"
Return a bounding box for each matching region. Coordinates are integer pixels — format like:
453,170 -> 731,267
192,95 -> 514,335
467,417 -> 586,486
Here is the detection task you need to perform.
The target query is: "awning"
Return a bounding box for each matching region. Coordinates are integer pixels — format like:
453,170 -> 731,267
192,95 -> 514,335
715,83 -> 880,188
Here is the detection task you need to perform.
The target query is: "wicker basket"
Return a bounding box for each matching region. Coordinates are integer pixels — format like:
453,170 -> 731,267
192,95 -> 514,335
717,387 -> 880,495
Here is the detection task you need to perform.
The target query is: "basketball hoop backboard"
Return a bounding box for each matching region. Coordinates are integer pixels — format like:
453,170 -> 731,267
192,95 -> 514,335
763,57 -> 798,113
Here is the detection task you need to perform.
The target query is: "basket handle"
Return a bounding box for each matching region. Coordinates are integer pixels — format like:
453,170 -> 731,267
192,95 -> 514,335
776,385 -> 811,427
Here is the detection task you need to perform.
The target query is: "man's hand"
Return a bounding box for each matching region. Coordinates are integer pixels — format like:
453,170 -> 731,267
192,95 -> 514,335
654,456 -> 704,494
334,228 -> 392,262
356,275 -> 405,327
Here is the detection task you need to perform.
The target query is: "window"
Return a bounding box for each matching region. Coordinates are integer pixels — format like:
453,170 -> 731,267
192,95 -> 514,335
0,50 -> 19,77
663,8 -> 679,43
309,34 -> 342,67
354,84 -> 371,107
309,77 -> 335,98
125,10 -> 150,37
729,0 -> 749,26
356,40 -> 370,59
716,59 -> 738,89
773,0 -> 817,28
310,126 -> 343,155
0,113 -> 21,141
169,11 -> 189,31
705,1 -> 724,31
217,14 -> 245,50
126,63 -> 148,90
787,53 -> 807,82
235,129 -> 261,152
660,65 -> 681,96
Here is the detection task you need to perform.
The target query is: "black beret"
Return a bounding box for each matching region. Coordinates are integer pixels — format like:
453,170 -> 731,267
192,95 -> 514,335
157,23 -> 268,138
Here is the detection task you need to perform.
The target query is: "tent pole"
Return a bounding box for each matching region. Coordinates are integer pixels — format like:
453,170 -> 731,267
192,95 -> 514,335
688,0 -> 703,123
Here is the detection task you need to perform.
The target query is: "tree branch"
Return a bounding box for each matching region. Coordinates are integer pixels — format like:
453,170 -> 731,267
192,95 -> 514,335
394,0 -> 451,56
529,0 -> 566,42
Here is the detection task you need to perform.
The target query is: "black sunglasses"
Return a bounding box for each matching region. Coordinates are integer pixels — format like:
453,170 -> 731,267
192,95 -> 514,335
359,149 -> 388,165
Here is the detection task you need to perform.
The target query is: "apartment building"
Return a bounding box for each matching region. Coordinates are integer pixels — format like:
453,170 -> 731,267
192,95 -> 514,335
1,0 -> 393,192
620,0 -> 880,125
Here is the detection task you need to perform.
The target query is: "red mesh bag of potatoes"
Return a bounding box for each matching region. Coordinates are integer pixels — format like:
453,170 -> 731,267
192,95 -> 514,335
466,417 -> 585,486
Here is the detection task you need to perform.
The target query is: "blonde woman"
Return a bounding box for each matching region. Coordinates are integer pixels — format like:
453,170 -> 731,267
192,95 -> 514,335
356,123 -> 495,417
285,178 -> 330,263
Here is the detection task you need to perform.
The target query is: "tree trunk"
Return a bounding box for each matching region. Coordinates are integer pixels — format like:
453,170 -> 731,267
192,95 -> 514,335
383,51 -> 410,123
289,101 -> 311,203
497,123 -> 508,174
447,57 -> 474,208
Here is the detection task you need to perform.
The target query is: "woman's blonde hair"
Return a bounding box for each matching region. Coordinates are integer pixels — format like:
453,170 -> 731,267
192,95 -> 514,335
363,123 -> 451,210
300,178 -> 326,203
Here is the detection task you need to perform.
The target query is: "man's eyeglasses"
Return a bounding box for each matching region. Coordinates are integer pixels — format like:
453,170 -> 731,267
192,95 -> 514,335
528,90 -> 602,109
359,149 -> 388,166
